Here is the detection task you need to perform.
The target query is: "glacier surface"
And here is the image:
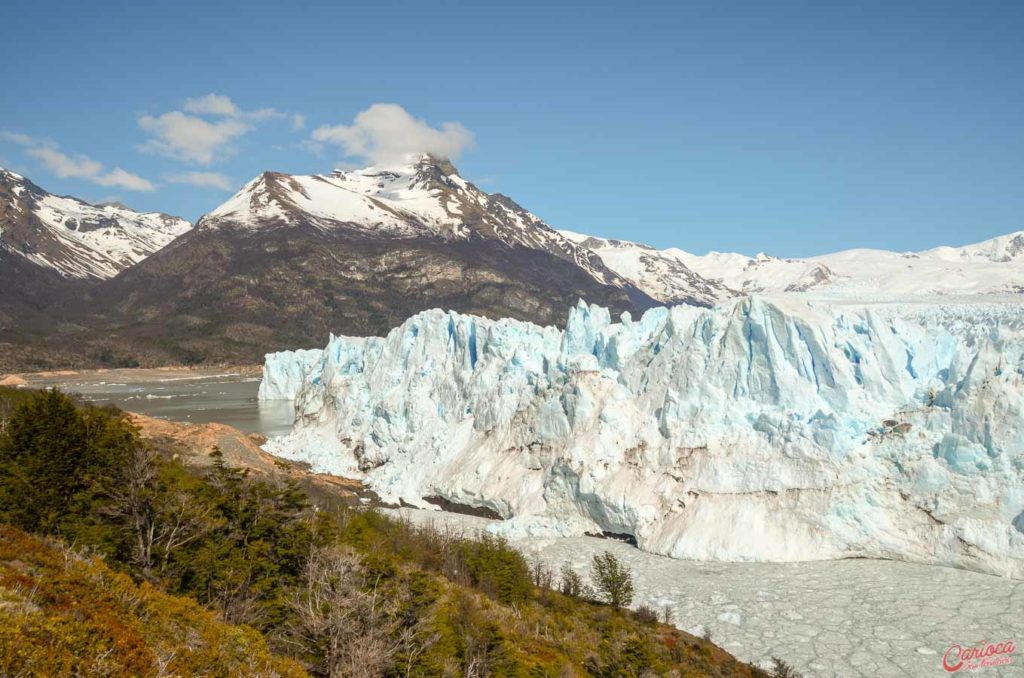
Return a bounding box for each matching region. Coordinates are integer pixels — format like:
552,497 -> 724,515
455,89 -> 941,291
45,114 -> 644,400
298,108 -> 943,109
263,297 -> 1024,577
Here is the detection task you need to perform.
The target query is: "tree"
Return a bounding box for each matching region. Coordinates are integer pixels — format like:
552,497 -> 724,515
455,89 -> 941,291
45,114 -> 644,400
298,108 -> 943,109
0,390 -> 136,537
103,448 -> 215,582
177,447 -> 317,629
770,656 -> 803,678
558,563 -> 589,599
287,545 -> 415,678
590,551 -> 634,608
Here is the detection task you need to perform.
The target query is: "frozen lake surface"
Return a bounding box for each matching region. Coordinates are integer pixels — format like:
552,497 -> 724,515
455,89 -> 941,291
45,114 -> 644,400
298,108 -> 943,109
21,368 -> 295,436
387,508 -> 1023,678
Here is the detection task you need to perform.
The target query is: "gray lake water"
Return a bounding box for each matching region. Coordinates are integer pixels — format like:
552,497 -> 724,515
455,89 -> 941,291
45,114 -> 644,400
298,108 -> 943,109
22,369 -> 296,436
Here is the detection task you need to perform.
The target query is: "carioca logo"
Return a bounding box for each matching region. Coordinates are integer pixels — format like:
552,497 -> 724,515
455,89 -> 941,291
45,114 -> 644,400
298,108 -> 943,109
942,640 -> 1016,672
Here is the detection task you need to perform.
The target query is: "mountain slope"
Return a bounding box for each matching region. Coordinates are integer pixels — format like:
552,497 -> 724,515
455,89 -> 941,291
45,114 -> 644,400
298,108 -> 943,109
0,526 -> 307,677
806,234 -> 1024,297
560,230 -> 734,305
923,230 -> 1024,263
0,246 -> 80,331
35,156 -> 658,366
0,168 -> 190,279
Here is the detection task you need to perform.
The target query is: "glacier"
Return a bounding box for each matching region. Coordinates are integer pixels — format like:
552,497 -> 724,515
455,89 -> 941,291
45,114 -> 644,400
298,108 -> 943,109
257,348 -> 324,400
262,297 -> 1024,577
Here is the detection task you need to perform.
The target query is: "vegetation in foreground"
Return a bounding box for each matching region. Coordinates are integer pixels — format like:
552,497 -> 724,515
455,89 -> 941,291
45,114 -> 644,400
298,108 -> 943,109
0,387 -> 788,677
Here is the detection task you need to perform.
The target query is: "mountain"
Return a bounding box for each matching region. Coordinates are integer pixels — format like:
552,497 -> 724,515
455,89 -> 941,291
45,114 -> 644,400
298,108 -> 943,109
200,157 -> 631,290
5,156 -> 1019,370
29,156 -> 658,367
565,228 -> 1024,302
924,230 -> 1024,263
803,234 -> 1024,298
264,298 -> 1024,578
0,168 -> 190,342
559,230 -> 732,305
0,168 -> 190,279
0,245 -> 74,328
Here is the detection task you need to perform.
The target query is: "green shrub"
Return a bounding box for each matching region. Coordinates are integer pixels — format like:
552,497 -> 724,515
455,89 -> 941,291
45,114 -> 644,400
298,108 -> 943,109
591,551 -> 635,608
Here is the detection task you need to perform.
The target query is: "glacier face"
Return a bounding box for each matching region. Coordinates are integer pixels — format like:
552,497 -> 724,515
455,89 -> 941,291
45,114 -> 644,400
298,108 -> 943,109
263,298 -> 1024,577
257,348 -> 324,400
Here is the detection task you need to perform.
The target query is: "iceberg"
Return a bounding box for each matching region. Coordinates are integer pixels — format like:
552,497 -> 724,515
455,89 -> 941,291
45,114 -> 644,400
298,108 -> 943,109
263,297 -> 1024,577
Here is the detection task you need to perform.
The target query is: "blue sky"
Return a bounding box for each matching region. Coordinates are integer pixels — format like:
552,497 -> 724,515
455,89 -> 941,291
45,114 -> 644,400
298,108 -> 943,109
1,0 -> 1022,257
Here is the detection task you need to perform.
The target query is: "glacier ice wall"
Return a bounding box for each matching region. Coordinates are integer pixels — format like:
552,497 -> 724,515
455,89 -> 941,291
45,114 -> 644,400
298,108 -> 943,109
263,298 -> 1024,577
258,348 -> 323,400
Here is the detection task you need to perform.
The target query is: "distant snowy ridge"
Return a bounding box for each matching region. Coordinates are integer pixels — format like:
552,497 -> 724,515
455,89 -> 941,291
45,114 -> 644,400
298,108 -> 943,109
0,168 -> 191,279
264,298 -> 1024,578
563,229 -> 1024,302
559,230 -> 733,306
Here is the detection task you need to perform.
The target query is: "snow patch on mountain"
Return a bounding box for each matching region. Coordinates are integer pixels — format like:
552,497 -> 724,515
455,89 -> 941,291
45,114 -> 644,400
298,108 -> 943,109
806,240 -> 1024,298
263,298 -> 1024,578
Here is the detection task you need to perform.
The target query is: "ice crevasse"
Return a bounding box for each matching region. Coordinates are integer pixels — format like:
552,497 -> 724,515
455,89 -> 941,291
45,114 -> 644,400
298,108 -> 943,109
262,297 -> 1024,577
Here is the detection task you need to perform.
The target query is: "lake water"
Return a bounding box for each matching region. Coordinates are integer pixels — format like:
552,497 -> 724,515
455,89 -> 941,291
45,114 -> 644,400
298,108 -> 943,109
21,369 -> 296,436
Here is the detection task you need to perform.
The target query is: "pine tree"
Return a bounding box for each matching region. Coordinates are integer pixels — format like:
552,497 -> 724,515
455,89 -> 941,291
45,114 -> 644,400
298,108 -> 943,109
0,389 -> 89,532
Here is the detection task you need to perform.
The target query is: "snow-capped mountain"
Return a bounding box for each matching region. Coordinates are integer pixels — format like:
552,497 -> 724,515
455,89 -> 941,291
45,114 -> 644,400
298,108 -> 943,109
565,229 -> 1024,302
199,155 -> 633,292
263,298 -> 1024,578
924,230 -> 1024,263
803,236 -> 1024,298
0,168 -> 191,279
559,231 -> 732,305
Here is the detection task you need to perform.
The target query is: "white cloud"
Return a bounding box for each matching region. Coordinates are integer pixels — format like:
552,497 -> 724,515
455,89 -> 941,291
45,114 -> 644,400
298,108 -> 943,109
28,146 -> 103,179
184,93 -> 240,117
166,171 -> 234,191
0,131 -> 37,146
185,93 -> 286,122
247,108 -> 286,122
292,114 -> 306,131
93,167 -> 157,191
26,145 -> 154,191
138,111 -> 251,165
140,94 -> 303,165
311,103 -> 474,166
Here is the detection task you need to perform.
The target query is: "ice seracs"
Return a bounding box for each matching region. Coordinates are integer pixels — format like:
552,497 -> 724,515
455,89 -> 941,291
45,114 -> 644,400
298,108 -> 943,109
263,297 -> 1024,578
